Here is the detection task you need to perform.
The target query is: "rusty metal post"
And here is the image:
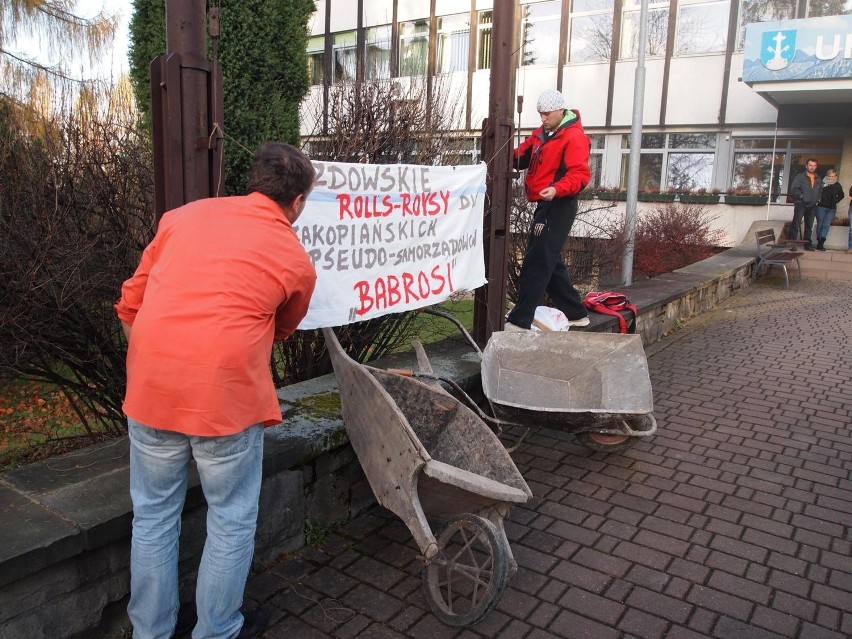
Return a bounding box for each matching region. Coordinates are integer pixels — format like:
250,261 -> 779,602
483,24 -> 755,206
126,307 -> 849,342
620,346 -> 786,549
473,0 -> 518,345
152,0 -> 224,220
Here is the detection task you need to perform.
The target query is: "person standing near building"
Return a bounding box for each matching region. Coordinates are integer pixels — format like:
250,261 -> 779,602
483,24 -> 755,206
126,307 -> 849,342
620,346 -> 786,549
814,168 -> 844,251
847,184 -> 852,254
789,158 -> 822,250
505,89 -> 591,331
115,142 -> 317,639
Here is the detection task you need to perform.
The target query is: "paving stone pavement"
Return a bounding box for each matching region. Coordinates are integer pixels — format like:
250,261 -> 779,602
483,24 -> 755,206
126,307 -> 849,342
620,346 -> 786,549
244,279 -> 852,639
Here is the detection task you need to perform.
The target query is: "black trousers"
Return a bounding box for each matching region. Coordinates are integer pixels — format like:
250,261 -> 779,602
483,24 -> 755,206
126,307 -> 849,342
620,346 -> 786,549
789,202 -> 815,242
506,197 -> 587,329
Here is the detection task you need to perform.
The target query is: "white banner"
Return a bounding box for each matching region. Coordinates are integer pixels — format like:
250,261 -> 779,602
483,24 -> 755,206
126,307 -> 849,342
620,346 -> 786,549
295,161 -> 487,329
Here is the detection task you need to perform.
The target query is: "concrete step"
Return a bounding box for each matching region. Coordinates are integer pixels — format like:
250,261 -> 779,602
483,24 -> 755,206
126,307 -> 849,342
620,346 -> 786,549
797,249 -> 852,281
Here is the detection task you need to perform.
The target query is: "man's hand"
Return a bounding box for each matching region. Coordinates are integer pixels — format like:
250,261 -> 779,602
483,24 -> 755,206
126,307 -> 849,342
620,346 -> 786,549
539,186 -> 557,201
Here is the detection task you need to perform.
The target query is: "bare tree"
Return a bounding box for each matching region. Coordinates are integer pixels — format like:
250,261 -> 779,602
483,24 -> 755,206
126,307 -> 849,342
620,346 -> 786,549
1,0 -> 118,100
0,89 -> 153,437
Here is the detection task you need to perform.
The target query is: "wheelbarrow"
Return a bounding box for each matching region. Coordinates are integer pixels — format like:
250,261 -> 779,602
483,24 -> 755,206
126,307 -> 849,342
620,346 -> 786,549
480,330 -> 657,454
322,327 -> 532,627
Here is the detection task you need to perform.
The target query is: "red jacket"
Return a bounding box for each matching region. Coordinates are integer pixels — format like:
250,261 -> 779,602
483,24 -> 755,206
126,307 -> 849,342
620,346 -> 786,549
514,109 -> 590,202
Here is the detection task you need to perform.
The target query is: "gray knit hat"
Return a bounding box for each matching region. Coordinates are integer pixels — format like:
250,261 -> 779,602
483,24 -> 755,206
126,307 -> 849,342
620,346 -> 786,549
536,89 -> 567,113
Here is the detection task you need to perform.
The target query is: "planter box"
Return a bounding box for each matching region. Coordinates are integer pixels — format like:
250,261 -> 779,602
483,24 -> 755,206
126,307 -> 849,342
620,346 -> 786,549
587,191 -> 623,201
725,195 -> 768,205
679,194 -> 721,204
638,193 -> 677,202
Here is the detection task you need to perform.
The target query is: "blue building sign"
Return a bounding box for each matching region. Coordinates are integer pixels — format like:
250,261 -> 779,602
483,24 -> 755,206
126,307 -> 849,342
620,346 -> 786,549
743,14 -> 852,82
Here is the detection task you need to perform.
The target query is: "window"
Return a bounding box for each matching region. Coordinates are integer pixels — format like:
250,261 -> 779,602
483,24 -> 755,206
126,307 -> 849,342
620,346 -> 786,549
732,137 -> 841,200
807,0 -> 852,16
437,14 -> 470,73
439,138 -> 481,165
399,19 -> 429,76
620,133 -> 716,190
332,31 -> 357,83
307,36 -> 324,85
588,134 -> 606,188
667,134 -> 716,190
676,0 -> 729,55
521,1 -> 562,66
366,26 -> 392,80
569,0 -> 614,62
477,11 -> 493,69
621,0 -> 670,59
737,0 -> 796,50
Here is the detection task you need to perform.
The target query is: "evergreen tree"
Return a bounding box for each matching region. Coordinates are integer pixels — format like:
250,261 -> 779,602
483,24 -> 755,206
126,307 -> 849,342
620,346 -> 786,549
128,0 -> 313,194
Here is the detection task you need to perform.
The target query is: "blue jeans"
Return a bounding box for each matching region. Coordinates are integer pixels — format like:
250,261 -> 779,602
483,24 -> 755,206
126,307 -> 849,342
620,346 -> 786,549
128,419 -> 264,639
813,206 -> 836,241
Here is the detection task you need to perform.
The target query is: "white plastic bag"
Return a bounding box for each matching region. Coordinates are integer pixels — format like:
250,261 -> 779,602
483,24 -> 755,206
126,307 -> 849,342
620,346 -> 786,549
531,306 -> 570,332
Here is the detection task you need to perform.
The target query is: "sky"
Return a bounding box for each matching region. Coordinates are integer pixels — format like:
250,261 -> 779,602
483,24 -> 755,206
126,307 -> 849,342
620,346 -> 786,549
9,0 -> 131,81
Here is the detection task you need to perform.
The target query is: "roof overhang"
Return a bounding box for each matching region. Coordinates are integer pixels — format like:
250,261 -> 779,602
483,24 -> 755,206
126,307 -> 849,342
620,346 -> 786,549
742,15 -> 852,125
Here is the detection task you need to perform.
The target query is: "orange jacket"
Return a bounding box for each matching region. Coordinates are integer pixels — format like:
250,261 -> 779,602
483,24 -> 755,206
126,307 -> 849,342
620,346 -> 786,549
115,192 -> 316,436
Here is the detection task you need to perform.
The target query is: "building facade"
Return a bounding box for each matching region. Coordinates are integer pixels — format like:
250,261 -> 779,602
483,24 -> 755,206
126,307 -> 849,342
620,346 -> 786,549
302,0 -> 852,237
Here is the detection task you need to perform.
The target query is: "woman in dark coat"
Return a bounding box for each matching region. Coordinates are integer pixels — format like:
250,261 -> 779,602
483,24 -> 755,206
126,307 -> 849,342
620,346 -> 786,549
813,169 -> 844,251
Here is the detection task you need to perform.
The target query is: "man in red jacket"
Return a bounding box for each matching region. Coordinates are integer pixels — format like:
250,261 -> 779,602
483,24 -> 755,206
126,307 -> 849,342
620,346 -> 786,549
506,89 -> 591,331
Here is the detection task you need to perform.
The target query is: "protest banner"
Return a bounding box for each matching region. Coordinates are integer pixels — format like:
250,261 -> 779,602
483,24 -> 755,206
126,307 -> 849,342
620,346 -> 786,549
295,161 -> 487,329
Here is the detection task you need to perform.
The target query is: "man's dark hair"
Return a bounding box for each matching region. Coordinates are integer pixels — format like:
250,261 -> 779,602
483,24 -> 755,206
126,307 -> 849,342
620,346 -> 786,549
246,142 -> 315,210
806,157 -> 818,165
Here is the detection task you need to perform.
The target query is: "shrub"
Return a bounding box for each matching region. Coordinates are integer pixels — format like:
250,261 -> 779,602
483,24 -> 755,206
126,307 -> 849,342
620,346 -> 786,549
631,202 -> 725,278
0,94 -> 154,436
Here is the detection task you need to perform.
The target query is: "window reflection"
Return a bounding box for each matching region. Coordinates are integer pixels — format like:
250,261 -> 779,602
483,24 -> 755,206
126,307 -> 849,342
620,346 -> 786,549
366,26 -> 392,80
521,1 -> 562,66
437,14 -> 470,74
668,153 -> 714,190
621,0 -> 670,58
399,20 -> 429,76
621,133 -> 716,190
333,31 -> 357,83
732,137 -> 842,200
569,13 -> 613,61
307,35 -> 324,85
807,0 -> 852,16
477,11 -> 493,70
676,1 -> 729,54
737,0 -> 796,50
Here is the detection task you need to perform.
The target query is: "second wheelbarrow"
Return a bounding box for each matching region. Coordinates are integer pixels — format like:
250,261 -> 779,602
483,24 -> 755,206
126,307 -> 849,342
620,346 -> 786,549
480,330 -> 657,453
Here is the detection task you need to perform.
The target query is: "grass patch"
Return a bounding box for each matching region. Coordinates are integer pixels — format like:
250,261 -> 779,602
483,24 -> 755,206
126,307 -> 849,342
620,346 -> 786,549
401,298 -> 475,350
0,379 -> 106,471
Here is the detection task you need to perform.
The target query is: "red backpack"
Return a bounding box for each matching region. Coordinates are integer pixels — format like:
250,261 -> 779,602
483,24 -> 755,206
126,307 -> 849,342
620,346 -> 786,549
583,291 -> 638,334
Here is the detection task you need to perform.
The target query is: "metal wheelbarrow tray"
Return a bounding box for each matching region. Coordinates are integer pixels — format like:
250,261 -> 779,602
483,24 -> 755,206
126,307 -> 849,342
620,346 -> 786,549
322,328 -> 532,627
481,331 -> 657,453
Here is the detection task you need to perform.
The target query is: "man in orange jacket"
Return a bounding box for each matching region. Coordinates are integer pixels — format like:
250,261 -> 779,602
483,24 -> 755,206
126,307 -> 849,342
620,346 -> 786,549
506,89 -> 592,331
115,142 -> 317,639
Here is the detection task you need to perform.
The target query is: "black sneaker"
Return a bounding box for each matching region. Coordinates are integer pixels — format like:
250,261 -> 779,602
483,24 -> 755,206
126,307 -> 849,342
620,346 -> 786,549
170,602 -> 197,638
805,244 -> 815,251
237,606 -> 271,639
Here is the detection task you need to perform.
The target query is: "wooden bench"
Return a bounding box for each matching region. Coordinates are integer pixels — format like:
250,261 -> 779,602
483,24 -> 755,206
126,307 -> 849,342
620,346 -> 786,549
754,228 -> 806,289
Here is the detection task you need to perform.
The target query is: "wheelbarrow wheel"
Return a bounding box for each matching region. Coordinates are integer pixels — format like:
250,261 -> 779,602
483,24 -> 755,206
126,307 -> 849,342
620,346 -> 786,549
576,418 -> 640,454
422,513 -> 510,627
